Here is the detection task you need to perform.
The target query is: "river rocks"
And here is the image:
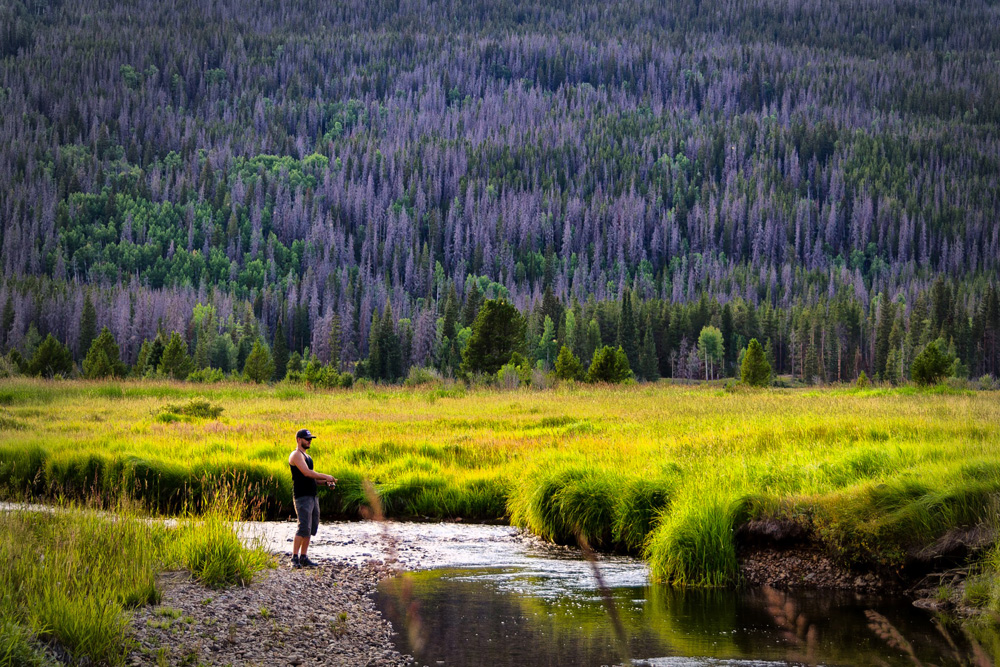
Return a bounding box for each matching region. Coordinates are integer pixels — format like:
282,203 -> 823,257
740,547 -> 892,592
128,557 -> 412,666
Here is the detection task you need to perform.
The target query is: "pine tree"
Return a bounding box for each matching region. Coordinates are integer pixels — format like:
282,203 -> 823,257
243,339 -> 274,383
328,314 -> 342,370
874,294 -> 894,378
461,281 -> 482,328
554,345 -> 583,380
536,315 -> 558,368
27,334 -> 73,378
78,293 -> 97,360
272,319 -> 289,381
83,327 -> 126,379
616,289 -> 638,370
461,299 -> 527,375
741,338 -> 771,387
0,298 -> 13,351
638,314 -> 659,381
584,318 -> 601,367
381,308 -> 402,381
586,346 -> 633,383
159,332 -> 193,380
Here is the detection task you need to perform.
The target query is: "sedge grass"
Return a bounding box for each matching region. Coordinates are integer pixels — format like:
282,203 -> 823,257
1,378 -> 999,589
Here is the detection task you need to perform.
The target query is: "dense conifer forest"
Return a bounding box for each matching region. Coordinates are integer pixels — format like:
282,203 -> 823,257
1,0 -> 998,383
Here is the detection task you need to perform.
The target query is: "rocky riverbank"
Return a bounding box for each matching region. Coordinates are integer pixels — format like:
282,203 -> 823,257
128,557 -> 411,667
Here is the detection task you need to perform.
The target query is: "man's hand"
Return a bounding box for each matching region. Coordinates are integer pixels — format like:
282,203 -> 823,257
326,475 -> 337,487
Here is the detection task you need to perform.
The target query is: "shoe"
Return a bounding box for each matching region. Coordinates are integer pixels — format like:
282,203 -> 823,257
298,555 -> 318,568
291,555 -> 301,569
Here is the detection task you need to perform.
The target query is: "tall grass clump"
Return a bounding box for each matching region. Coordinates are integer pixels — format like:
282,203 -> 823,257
508,463 -> 618,546
173,488 -> 273,589
0,504 -> 168,665
612,476 -> 680,552
645,484 -> 751,587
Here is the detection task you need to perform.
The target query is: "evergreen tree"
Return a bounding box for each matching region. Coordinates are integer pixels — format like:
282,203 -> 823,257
462,299 -> 527,375
911,339 -> 951,386
381,308 -> 402,381
616,289 -> 638,370
720,303 -> 735,372
0,298 -> 13,350
874,294 -> 893,378
741,338 -> 771,387
554,345 -> 583,380
884,347 -> 902,385
328,314 -> 342,370
586,345 -> 633,383
243,339 -> 275,383
638,314 -> 660,381
83,327 -> 126,379
78,293 -> 97,360
273,319 -> 289,381
144,334 -> 166,375
27,334 -> 73,378
584,318 -> 601,367
461,280 -> 482,328
536,315 -> 558,368
159,332 -> 193,380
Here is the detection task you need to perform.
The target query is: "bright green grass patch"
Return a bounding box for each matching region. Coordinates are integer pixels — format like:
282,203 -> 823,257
0,499 -> 271,665
1,379 -> 999,587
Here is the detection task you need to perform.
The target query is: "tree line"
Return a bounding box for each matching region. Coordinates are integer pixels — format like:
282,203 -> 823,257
2,276 -> 995,389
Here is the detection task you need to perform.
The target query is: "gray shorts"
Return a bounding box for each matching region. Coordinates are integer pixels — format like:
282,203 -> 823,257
293,495 -> 320,538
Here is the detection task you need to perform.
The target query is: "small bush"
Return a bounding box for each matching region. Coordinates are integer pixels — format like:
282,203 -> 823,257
174,516 -> 270,588
186,368 -> 225,383
157,399 -> 224,420
404,366 -> 442,387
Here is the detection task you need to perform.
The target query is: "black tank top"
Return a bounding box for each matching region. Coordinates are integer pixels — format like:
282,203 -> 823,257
290,452 -> 317,498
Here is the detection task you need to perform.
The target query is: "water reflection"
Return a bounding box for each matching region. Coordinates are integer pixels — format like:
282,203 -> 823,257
376,569 -> 978,666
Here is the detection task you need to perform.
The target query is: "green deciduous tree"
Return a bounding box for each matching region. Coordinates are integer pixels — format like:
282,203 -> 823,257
740,338 -> 771,387
697,326 -> 724,380
462,299 -> 527,375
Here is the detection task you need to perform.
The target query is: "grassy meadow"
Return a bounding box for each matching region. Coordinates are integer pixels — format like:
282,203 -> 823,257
1,378 -> 999,593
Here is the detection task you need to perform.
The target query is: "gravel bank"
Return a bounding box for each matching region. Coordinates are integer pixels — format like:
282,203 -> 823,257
740,547 -> 890,593
128,557 -> 411,667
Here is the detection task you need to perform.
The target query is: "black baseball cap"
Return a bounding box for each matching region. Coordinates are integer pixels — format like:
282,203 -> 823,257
296,428 -> 316,440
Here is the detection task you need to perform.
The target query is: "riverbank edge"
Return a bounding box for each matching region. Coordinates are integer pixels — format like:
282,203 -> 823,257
126,556 -> 414,667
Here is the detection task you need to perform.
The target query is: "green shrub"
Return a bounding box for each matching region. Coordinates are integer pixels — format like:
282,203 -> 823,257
912,340 -> 952,386
586,346 -> 632,383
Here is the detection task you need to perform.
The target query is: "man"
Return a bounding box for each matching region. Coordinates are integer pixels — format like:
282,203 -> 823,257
288,428 -> 336,568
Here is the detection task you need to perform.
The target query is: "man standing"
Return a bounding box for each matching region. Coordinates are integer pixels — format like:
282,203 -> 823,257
288,428 -> 336,568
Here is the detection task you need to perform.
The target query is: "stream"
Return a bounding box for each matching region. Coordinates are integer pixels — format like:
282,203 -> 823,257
252,519 -> 972,666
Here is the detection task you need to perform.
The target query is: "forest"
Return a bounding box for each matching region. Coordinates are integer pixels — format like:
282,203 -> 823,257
1,0 -> 998,384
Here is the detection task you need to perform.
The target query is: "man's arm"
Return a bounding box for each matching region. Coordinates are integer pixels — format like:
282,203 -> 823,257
290,451 -> 335,483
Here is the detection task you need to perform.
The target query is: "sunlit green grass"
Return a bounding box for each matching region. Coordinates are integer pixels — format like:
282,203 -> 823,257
1,378 -> 998,588
0,494 -> 272,665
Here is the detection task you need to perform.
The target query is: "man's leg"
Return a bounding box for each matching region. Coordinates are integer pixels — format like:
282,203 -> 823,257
299,536 -> 311,557
293,535 -> 303,556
